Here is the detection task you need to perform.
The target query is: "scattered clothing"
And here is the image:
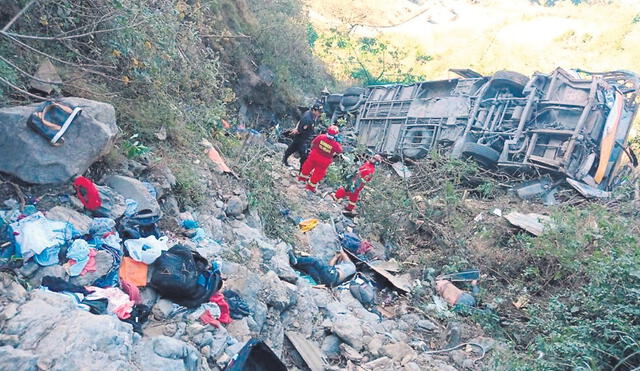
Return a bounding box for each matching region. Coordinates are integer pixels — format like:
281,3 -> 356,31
122,304 -> 150,335
293,256 -> 348,287
119,256 -> 148,287
65,239 -> 92,276
223,290 -> 252,319
181,219 -> 199,229
90,218 -> 116,236
124,199 -> 138,217
209,292 -> 232,324
92,244 -> 123,288
81,248 -> 98,275
194,302 -> 223,328
81,297 -> 109,315
124,235 -> 169,264
10,212 -> 77,263
121,280 -> 142,304
86,286 -> 134,319
42,276 -> 91,295
298,218 -> 319,232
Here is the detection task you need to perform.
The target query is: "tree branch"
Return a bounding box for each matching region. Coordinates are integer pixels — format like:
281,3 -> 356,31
0,76 -> 48,100
3,16 -> 148,41
2,0 -> 38,32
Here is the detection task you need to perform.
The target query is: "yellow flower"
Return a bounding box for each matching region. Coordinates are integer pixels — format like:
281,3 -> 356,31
122,76 -> 130,85
144,41 -> 152,49
39,16 -> 48,26
112,49 -> 122,57
132,58 -> 140,67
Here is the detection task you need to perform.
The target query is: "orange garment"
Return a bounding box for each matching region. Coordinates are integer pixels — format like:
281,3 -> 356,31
119,256 -> 148,287
436,280 -> 463,306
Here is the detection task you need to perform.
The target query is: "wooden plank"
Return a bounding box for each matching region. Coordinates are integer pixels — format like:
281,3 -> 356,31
285,331 -> 326,371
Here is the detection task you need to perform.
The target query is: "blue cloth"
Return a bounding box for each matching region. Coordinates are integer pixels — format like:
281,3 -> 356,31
66,239 -> 91,276
10,212 -> 78,263
34,246 -> 60,266
93,244 -> 122,288
182,219 -> 199,229
90,218 -> 116,236
124,199 -> 138,217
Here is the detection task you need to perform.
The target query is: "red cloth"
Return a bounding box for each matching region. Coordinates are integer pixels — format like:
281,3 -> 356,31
120,280 -> 142,304
73,176 -> 101,211
358,240 -> 373,254
199,311 -> 222,328
310,134 -> 343,159
81,248 -> 98,276
209,292 -> 232,324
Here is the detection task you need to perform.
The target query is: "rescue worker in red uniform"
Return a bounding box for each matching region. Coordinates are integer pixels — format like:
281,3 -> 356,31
298,125 -> 343,192
333,154 -> 382,215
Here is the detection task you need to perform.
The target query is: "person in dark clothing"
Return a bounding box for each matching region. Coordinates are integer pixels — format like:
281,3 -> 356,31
288,250 -> 356,287
283,103 -> 323,169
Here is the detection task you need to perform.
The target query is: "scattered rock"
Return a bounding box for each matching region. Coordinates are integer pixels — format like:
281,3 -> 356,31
321,335 -> 342,357
260,271 -> 297,311
416,319 -> 438,332
340,343 -> 363,362
226,318 -> 251,342
332,315 -> 364,351
103,175 -> 161,215
381,341 -> 414,361
46,206 -> 92,234
364,356 -> 392,370
308,223 -> 338,261
0,97 -> 117,184
152,299 -> 176,320
367,334 -> 385,356
0,345 -> 38,370
225,196 -> 246,217
135,335 -> 200,371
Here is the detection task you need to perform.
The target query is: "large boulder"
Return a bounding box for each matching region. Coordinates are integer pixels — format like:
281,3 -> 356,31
0,97 -> 117,184
103,175 -> 161,215
308,223 -> 339,262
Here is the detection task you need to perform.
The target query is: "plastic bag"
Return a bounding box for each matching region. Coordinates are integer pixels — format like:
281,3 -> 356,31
124,235 -> 169,264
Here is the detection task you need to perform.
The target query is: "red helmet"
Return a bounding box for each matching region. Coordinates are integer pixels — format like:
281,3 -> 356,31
327,125 -> 339,136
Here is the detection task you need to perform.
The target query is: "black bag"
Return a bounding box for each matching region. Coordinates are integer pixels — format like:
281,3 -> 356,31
27,101 -> 82,146
224,338 -> 287,371
149,244 -> 222,308
118,209 -> 161,240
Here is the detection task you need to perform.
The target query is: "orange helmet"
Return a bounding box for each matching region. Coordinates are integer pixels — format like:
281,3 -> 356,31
327,125 -> 339,136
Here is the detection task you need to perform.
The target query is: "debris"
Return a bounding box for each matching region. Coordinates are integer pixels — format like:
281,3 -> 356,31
512,294 -> 531,309
30,58 -> 62,95
72,177 -> 102,211
299,218 -> 319,232
155,126 -> 167,141
504,212 -> 553,236
46,206 -> 92,235
491,208 -> 502,217
369,259 -> 401,273
206,147 -> 233,174
345,249 -> 411,293
124,235 -> 169,264
340,343 -> 364,362
436,270 -> 480,282
119,256 -> 149,287
225,338 -> 287,371
10,212 -> 78,264
566,178 -> 611,199
391,162 -> 413,179
285,331 -> 327,371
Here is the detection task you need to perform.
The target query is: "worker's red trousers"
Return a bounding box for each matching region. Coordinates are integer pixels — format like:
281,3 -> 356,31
335,186 -> 363,211
298,152 -> 332,192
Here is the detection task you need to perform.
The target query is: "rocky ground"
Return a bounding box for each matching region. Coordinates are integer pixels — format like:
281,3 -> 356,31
0,136 -> 498,371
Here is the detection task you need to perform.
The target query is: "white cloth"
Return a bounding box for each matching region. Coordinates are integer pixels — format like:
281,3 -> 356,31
11,212 -> 74,259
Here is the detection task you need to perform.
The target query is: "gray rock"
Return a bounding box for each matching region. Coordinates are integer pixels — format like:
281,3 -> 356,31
215,200 -> 224,209
260,271 -> 297,311
321,335 -> 342,357
0,346 -> 38,370
152,299 -> 176,320
381,342 -> 414,361
0,274 -> 27,304
135,336 -> 200,371
103,175 -> 161,215
161,195 -> 180,216
4,290 -> 134,369
46,206 -> 92,234
367,334 -> 385,356
69,250 -> 113,286
332,315 -> 364,351
231,222 -> 263,243
210,328 -> 232,359
28,264 -> 67,288
226,318 -> 251,342
139,287 -> 158,307
416,319 -> 438,332
450,349 -> 468,369
17,260 -> 39,278
225,196 -> 245,217
224,341 -> 246,357
268,244 -> 298,283
340,343 -> 363,362
308,223 -> 338,262
0,97 -> 117,184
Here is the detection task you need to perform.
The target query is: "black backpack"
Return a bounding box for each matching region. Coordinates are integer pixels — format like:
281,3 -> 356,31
149,244 -> 222,308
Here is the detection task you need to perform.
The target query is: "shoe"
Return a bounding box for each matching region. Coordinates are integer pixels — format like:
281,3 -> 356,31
342,210 -> 357,218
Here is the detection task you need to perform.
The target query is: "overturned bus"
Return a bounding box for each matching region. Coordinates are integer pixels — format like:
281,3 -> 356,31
328,68 -> 639,190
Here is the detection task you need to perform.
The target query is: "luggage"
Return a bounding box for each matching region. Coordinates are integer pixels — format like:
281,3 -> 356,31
27,101 -> 82,146
149,244 -> 221,308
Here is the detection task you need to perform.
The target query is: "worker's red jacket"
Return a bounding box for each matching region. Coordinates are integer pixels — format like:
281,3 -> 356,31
309,134 -> 343,160
349,161 -> 376,192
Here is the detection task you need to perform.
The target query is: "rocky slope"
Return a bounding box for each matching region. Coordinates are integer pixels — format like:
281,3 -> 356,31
0,137 -> 496,370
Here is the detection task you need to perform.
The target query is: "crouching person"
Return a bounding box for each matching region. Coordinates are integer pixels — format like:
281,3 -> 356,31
288,250 -> 356,287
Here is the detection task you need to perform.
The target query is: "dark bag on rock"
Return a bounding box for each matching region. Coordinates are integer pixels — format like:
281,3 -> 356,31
118,209 -> 161,240
27,101 -> 82,146
149,244 -> 221,308
224,338 -> 287,371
